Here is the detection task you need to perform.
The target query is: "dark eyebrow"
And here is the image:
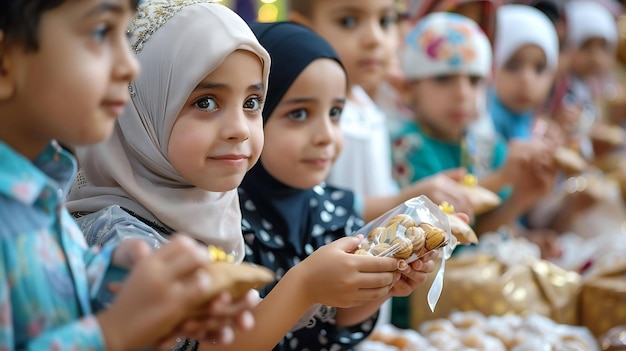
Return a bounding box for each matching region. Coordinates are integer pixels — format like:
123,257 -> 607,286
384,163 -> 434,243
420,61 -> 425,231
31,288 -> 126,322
248,83 -> 264,93
283,97 -> 318,105
84,1 -> 126,17
283,97 -> 346,106
334,6 -> 364,15
194,82 -> 265,93
196,82 -> 226,90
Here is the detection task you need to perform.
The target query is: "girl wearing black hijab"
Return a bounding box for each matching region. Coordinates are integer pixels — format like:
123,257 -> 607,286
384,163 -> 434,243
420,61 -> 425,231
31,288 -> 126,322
240,22 -> 436,351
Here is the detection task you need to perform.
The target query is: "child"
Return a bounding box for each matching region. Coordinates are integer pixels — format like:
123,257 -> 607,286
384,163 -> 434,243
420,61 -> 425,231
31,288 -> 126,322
562,0 -> 618,159
0,0 -> 243,349
242,21 -> 437,350
391,11 -> 560,326
393,12 -> 495,185
490,4 -> 560,142
565,0 -> 617,110
67,2 -> 403,350
391,12 -> 496,328
289,0 -> 476,222
526,0 -> 578,140
67,0 -> 269,262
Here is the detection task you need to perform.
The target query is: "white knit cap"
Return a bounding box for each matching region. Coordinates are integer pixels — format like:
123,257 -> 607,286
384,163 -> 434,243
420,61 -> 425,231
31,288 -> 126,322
494,5 -> 559,71
401,12 -> 492,80
566,0 -> 618,49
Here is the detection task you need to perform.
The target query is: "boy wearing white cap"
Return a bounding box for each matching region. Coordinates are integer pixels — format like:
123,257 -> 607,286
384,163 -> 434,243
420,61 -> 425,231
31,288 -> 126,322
391,11 -> 561,327
393,12 -> 495,187
394,10 -> 561,254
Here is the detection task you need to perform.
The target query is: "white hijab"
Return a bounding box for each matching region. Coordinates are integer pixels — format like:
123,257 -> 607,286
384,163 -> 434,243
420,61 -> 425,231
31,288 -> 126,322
495,5 -> 559,72
67,0 -> 270,262
566,0 -> 617,50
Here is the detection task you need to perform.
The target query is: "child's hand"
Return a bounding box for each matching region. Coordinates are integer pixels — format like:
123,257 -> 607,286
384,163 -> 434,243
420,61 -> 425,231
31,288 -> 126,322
553,105 -> 583,136
97,235 -> 215,351
501,140 -> 537,184
388,251 -> 437,297
110,238 -> 153,269
508,140 -> 558,209
523,229 -> 563,260
156,290 -> 260,349
410,168 -> 475,220
293,236 -> 400,308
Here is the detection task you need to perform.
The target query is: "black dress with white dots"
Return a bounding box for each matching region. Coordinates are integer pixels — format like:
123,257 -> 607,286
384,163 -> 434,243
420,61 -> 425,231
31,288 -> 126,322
239,163 -> 376,351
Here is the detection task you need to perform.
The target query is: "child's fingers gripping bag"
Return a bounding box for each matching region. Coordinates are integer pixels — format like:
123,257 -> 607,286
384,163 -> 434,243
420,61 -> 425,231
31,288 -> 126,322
351,195 -> 459,311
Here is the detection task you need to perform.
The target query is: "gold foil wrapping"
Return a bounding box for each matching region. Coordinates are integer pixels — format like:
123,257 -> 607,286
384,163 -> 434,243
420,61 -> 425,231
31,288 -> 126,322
410,255 -> 582,329
581,274 -> 626,337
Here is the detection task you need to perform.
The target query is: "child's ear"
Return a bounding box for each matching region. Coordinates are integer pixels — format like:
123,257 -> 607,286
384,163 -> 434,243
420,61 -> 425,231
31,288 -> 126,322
289,12 -> 312,27
0,32 -> 16,100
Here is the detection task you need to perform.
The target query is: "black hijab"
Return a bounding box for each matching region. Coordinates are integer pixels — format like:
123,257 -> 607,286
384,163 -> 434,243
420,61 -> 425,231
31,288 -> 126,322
240,22 -> 353,257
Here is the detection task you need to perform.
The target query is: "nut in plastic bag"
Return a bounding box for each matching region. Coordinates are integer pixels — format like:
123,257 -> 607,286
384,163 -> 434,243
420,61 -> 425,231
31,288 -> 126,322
352,195 -> 457,311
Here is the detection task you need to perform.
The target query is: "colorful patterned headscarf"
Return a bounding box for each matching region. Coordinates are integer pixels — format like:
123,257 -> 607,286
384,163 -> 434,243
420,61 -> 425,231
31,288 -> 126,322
406,0 -> 501,43
401,12 -> 492,80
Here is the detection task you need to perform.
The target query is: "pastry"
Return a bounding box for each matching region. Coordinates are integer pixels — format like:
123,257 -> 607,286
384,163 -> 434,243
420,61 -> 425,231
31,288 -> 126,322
371,242 -> 391,256
367,226 -> 386,242
204,246 -> 275,300
405,225 -> 426,254
386,213 -> 416,228
459,174 -> 501,215
390,237 -> 413,259
354,248 -> 369,256
439,201 -> 478,245
355,210 -> 449,260
421,223 -> 446,251
590,122 -> 626,146
553,147 -> 587,174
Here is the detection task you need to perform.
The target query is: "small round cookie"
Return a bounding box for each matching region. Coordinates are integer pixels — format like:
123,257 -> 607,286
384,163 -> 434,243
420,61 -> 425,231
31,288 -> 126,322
405,226 -> 426,254
390,237 -> 412,259
420,223 -> 446,251
354,248 -> 370,256
367,226 -> 386,242
370,242 -> 391,256
359,241 -> 371,251
386,214 -> 415,228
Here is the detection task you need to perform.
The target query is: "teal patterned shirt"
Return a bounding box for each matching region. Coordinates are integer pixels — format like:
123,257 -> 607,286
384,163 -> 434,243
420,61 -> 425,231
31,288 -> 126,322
0,141 -> 115,350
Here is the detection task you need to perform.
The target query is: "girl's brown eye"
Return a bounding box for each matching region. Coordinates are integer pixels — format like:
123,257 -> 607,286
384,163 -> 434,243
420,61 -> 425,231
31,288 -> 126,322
244,97 -> 261,111
195,97 -> 218,111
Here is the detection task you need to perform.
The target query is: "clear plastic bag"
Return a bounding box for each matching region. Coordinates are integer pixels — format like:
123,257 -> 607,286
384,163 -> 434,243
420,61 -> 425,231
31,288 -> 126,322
352,195 -> 457,311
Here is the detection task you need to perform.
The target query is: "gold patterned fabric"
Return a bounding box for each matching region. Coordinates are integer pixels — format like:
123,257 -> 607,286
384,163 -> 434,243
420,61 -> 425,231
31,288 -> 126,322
410,255 -> 582,329
128,0 -> 218,54
581,274 -> 626,337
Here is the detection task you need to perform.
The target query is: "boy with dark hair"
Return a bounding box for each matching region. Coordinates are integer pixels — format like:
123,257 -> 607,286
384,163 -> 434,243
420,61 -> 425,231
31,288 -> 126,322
0,0 -> 250,349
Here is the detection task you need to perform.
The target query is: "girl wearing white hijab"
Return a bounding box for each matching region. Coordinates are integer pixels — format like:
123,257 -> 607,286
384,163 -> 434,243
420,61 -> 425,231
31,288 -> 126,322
67,0 -> 269,263
68,2 -> 401,350
565,0 -> 617,111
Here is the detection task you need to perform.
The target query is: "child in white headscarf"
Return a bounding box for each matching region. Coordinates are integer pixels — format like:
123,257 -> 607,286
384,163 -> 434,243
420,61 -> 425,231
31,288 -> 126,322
562,0 -> 618,156
69,1 -> 402,350
566,0 -> 617,108
490,4 -> 560,142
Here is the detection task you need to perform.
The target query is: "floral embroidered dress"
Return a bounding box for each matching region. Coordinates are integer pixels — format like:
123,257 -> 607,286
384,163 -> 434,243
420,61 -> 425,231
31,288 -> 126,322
0,141 -> 115,350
